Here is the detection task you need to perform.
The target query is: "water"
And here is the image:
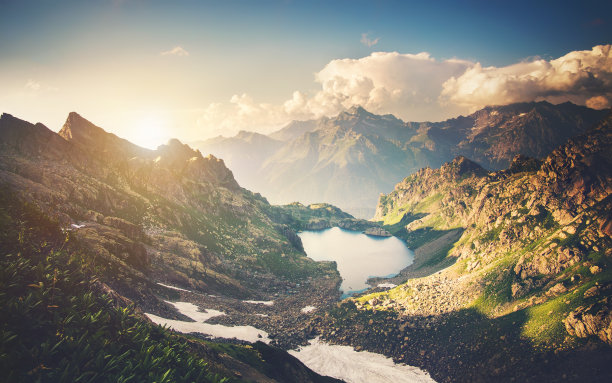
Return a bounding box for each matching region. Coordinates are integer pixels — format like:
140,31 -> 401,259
299,227 -> 414,296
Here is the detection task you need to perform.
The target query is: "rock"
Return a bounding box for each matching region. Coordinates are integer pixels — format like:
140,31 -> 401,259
363,227 -> 392,237
564,298 -> 612,345
546,283 -> 567,297
590,265 -> 603,275
584,286 -> 600,298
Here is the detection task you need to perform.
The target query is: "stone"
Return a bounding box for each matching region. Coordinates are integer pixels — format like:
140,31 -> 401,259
584,286 -> 599,298
590,265 -> 603,275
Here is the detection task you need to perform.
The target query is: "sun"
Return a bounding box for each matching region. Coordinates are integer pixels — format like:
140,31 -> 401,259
129,110 -> 170,149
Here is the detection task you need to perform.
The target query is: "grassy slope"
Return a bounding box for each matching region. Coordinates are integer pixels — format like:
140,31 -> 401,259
0,191 -> 342,383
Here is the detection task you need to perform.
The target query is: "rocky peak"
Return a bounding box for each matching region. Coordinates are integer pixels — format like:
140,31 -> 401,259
58,112 -> 151,159
0,113 -> 70,158
156,138 -> 202,164
506,154 -> 543,174
155,139 -> 239,189
340,105 -> 372,120
443,156 -> 487,178
59,112 -> 103,143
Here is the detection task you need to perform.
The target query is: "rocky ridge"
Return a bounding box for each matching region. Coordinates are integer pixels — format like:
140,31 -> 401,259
313,113 -> 612,382
194,102 -> 609,218
0,111 -> 341,315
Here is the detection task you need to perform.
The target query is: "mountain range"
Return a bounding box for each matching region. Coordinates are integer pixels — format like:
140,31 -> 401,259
0,111 -> 358,382
314,112 -> 612,382
194,101 -> 609,218
1,105 -> 611,382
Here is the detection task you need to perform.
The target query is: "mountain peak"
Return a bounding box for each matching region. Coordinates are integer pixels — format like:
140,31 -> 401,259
58,112 -> 151,158
157,138 -> 201,160
445,156 -> 487,177
59,112 -> 103,142
345,105 -> 370,117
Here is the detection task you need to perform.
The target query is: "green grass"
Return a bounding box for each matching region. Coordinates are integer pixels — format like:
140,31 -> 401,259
471,255 -> 516,314
0,192 -> 230,383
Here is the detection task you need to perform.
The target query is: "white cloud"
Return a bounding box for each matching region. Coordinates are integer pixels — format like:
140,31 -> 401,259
440,45 -> 612,112
196,95 -> 292,137
196,45 -> 612,138
360,33 -> 380,48
25,79 -> 41,91
161,46 -> 190,56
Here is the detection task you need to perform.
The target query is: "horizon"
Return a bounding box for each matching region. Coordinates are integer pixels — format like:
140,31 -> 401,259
3,98 -> 608,151
1,0 -> 611,148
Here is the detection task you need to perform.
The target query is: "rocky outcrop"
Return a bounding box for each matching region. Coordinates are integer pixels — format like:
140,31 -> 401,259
564,296 -> 612,345
363,227 -> 391,237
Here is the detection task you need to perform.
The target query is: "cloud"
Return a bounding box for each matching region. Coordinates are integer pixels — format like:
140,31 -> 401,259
360,33 -> 380,48
440,45 -> 612,112
161,46 -> 190,56
196,45 -> 612,138
196,94 -> 292,137
25,79 -> 41,91
586,95 -> 610,109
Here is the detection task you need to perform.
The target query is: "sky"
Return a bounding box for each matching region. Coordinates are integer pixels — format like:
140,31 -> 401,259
0,0 -> 610,148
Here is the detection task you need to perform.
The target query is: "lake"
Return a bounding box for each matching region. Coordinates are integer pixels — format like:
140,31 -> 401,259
299,227 -> 414,296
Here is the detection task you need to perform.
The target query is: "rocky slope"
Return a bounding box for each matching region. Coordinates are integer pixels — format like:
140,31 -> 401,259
0,189 -> 342,383
312,113 -> 612,382
194,102 -> 608,218
0,112 -> 345,381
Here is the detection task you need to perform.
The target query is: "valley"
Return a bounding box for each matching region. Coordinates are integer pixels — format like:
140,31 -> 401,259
2,2 -> 611,382
1,107 -> 611,382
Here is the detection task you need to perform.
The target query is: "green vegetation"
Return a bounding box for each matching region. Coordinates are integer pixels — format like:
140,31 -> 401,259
0,193 -> 230,382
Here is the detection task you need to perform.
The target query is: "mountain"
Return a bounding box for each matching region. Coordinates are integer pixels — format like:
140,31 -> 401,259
194,102 -> 609,218
0,112 -> 346,382
314,113 -> 612,382
269,119 -> 324,142
192,131 -> 284,191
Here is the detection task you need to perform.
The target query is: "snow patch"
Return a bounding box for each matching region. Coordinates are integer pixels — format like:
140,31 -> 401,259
301,305 -> 316,313
146,301 -> 269,344
289,338 -> 436,383
166,301 -> 224,322
243,300 -> 274,306
377,283 -> 397,289
157,283 -> 192,293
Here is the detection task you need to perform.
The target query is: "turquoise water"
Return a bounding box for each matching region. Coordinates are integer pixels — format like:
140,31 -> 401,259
298,227 -> 414,296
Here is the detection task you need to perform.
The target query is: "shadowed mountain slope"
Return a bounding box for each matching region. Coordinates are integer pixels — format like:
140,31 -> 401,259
194,102 -> 609,218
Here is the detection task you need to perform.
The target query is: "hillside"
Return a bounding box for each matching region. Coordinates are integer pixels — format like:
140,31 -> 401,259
0,191 -> 342,382
194,102 -> 609,218
312,113 -> 612,382
0,112 -> 345,382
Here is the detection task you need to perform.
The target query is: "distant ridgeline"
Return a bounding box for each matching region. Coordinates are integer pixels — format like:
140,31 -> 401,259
193,101 -> 609,218
313,112 -> 612,382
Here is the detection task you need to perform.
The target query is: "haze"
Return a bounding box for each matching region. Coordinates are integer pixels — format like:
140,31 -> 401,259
0,0 -> 610,148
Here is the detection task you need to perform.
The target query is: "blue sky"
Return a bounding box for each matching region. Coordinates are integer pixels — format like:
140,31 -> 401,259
1,0 -> 610,147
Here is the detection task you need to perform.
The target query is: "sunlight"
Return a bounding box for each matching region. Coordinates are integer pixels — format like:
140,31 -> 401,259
128,110 -> 170,149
